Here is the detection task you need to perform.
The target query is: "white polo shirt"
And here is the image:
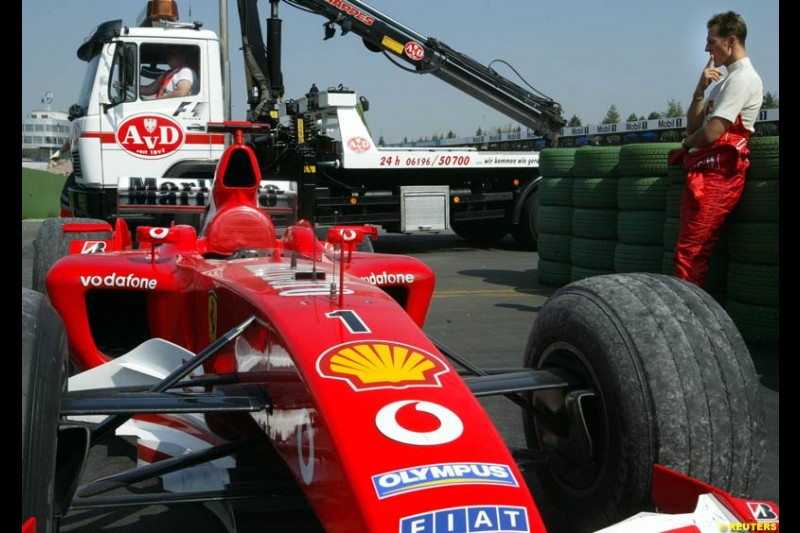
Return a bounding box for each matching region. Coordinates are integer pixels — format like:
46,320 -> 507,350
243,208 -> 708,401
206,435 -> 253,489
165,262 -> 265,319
705,57 -> 763,133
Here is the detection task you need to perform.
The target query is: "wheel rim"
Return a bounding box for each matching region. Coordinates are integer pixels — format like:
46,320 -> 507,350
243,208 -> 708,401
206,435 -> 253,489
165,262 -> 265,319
529,341 -> 610,493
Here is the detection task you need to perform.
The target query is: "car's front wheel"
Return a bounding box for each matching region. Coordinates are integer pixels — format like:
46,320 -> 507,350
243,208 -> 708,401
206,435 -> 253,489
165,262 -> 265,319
22,288 -> 69,533
522,273 -> 765,531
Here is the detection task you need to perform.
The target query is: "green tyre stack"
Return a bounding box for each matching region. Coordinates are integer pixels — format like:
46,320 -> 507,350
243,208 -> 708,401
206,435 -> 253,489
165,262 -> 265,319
569,146 -> 621,282
536,148 -> 577,287
614,143 -> 678,274
725,136 -> 779,346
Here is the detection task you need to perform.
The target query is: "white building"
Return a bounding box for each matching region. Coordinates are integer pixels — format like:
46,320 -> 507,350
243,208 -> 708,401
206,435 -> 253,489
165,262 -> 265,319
22,109 -> 71,163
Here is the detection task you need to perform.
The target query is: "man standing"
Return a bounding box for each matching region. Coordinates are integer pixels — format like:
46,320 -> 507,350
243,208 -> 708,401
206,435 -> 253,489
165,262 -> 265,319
672,11 -> 763,287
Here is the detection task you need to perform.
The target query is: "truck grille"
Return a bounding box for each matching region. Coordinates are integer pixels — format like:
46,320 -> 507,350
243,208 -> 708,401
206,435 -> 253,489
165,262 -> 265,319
71,151 -> 82,180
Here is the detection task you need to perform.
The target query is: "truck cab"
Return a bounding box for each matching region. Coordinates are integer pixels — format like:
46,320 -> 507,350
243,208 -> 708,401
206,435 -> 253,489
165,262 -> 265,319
66,16 -> 226,224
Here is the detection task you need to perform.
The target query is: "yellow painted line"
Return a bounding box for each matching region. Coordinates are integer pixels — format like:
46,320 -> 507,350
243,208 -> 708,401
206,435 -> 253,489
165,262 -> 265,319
433,288 -> 552,299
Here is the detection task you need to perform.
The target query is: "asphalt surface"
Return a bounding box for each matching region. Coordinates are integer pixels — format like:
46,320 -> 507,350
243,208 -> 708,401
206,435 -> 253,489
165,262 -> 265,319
21,219 -> 779,532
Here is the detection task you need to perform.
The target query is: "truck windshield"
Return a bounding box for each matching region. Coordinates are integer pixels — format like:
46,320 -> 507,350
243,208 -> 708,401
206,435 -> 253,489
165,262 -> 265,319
76,55 -> 101,110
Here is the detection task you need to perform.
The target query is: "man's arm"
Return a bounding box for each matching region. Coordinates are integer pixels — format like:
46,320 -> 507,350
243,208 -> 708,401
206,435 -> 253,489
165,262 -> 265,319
686,56 -> 723,135
683,116 -> 732,149
140,72 -> 166,97
162,79 -> 193,98
158,68 -> 196,99
685,91 -> 706,134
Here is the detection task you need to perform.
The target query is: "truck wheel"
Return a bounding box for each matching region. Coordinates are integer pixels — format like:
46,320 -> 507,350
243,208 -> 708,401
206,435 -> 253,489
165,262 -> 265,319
511,189 -> 539,251
32,217 -> 111,294
22,288 -> 68,533
451,219 -> 509,247
522,273 -> 765,531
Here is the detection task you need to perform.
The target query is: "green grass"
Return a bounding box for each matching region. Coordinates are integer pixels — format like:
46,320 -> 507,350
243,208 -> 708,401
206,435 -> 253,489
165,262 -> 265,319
22,167 -> 66,219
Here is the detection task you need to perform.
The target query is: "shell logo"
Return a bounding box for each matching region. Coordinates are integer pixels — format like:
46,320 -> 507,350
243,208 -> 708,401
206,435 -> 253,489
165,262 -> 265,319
116,113 -> 185,159
316,341 -> 449,391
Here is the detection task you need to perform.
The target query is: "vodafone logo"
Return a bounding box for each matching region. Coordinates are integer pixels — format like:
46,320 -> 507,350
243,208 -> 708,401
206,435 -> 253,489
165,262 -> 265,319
376,400 -> 463,445
116,114 -> 185,159
339,229 -> 357,241
347,137 -> 371,153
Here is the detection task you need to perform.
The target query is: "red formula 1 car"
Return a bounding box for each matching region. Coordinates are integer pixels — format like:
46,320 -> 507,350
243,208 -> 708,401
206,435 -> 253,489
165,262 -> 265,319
23,124 -> 777,533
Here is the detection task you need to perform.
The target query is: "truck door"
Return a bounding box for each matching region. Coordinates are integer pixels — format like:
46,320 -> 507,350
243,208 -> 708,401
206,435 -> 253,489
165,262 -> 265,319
100,41 -> 222,187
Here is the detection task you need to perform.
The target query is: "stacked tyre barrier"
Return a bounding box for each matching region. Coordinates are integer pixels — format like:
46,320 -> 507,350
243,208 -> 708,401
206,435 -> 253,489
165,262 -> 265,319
725,136 -> 779,346
569,146 -> 622,282
616,143 -> 679,274
536,148 -> 577,287
535,138 -> 779,346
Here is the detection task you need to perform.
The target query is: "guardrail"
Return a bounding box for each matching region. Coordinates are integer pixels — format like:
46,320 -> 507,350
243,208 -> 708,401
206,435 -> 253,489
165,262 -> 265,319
393,108 -> 779,148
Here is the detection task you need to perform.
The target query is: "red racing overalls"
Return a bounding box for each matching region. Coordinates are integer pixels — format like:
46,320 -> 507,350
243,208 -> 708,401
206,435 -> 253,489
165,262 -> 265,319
670,115 -> 751,287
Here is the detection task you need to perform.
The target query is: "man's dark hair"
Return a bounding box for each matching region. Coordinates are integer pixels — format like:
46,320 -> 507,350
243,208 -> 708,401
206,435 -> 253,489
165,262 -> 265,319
708,11 -> 748,46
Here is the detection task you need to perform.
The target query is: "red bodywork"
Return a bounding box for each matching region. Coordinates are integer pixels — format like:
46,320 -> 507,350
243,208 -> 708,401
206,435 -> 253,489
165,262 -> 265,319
44,137 -> 547,532
38,130 -> 778,533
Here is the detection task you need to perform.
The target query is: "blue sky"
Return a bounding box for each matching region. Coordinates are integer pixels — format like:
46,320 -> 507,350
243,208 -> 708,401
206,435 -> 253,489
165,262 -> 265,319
22,0 -> 778,143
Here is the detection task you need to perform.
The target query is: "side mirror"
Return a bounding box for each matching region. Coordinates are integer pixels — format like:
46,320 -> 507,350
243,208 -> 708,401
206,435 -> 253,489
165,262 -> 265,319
67,104 -> 84,122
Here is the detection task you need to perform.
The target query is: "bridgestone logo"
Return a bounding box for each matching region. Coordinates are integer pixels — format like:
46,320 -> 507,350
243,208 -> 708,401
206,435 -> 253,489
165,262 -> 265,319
80,273 -> 158,290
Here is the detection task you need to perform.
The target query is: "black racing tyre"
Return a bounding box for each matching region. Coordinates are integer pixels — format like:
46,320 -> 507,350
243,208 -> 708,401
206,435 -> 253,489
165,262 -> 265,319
22,288 -> 68,533
522,273 -> 765,531
511,189 -> 539,251
32,217 -> 112,294
450,219 -> 510,247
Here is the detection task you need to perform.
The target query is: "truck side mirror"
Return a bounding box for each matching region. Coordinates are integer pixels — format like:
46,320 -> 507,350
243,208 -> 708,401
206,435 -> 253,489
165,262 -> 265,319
104,42 -> 136,110
67,104 -> 84,122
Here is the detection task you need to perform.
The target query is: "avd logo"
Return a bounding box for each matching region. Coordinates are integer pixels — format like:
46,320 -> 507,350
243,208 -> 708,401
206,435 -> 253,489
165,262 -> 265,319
116,114 -> 185,159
